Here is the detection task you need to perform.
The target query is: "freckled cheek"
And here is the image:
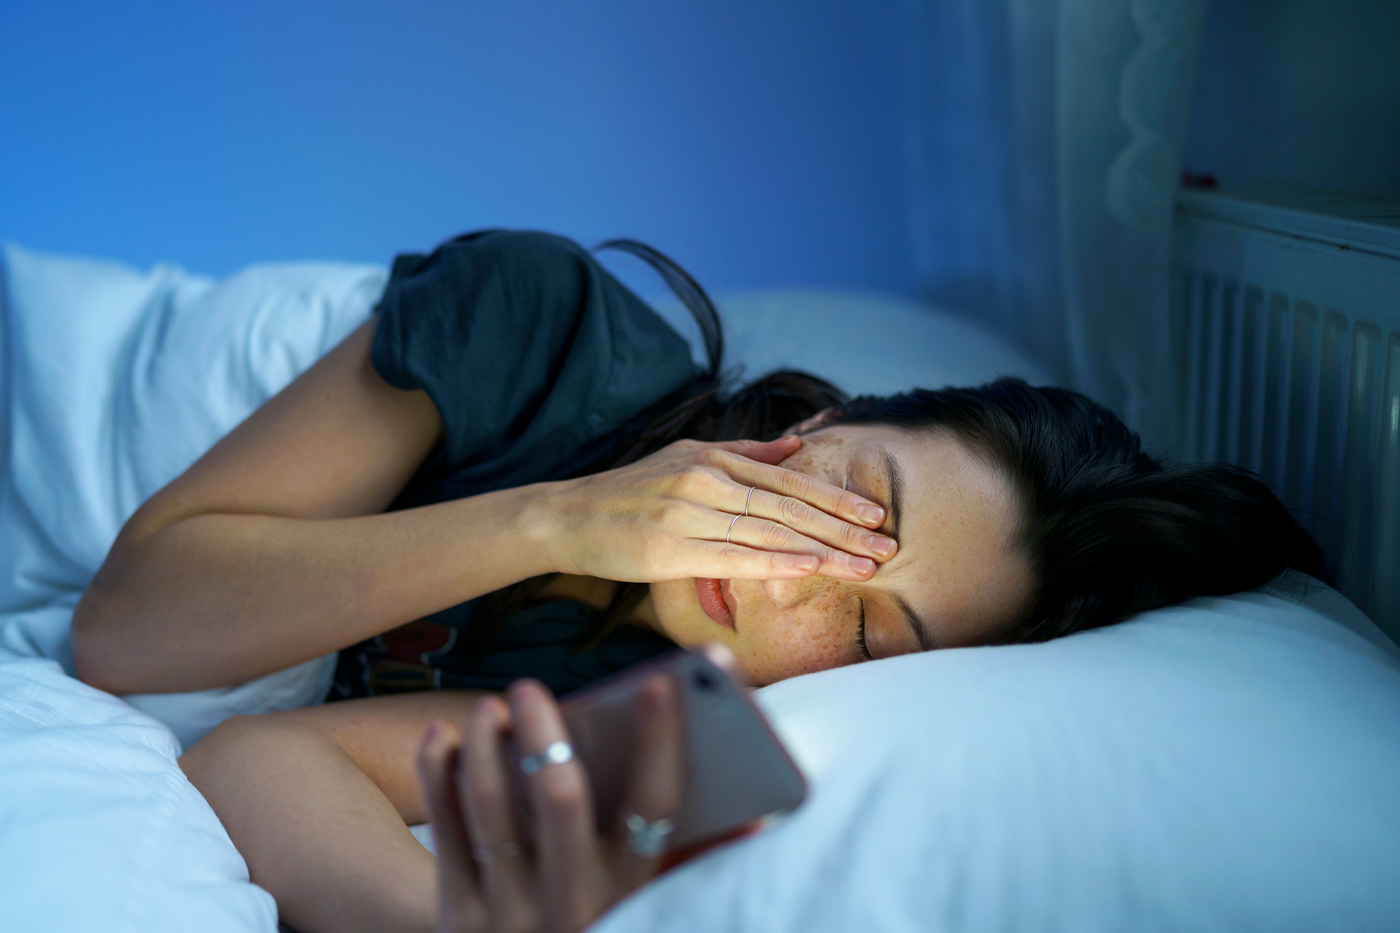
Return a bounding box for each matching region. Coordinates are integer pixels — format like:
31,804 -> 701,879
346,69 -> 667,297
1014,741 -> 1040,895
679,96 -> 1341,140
738,599 -> 853,684
776,442 -> 845,480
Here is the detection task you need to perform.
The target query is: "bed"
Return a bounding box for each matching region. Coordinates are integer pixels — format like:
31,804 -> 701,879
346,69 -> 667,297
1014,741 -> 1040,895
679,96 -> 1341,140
2,241 -> 1398,932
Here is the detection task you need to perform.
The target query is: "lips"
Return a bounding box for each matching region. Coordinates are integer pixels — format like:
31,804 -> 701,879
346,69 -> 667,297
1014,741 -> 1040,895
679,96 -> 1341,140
695,578 -> 736,630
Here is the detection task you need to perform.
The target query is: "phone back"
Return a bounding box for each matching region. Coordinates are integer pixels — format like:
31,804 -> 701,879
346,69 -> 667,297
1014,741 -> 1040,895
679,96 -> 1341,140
560,650 -> 807,849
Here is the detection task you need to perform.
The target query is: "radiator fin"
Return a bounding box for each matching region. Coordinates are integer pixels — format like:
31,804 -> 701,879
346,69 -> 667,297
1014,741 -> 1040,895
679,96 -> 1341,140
1375,334 -> 1400,626
1173,271 -> 1399,635
1172,189 -> 1400,640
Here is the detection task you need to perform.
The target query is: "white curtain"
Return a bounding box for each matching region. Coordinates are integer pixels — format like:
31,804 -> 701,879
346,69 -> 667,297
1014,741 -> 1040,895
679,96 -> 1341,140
903,0 -> 1208,451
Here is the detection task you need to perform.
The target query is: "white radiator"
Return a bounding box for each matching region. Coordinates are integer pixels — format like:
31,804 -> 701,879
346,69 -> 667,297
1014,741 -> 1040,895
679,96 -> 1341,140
1170,188 -> 1400,641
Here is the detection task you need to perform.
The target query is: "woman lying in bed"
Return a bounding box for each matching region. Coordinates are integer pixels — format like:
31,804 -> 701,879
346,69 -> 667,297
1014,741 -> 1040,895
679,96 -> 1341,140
70,231 -> 1321,933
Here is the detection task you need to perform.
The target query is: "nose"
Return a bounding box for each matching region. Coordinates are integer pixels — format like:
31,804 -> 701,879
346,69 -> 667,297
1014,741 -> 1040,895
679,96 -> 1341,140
760,577 -> 812,608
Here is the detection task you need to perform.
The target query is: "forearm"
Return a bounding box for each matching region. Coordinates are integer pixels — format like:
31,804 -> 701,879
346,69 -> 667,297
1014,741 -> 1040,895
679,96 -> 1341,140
179,717 -> 437,933
73,481 -> 562,694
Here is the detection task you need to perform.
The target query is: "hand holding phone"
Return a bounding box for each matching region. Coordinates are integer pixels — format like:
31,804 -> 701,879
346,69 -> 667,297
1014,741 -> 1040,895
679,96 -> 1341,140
416,647 -> 806,933
557,645 -> 808,851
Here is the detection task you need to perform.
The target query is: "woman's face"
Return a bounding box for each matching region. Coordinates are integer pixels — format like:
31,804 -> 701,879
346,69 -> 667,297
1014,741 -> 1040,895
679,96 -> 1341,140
647,423 -> 1035,685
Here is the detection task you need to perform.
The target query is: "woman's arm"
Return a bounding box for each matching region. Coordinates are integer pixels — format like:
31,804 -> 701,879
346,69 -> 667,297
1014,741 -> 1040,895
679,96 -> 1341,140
179,690 -> 491,933
71,320 -> 559,694
74,318 -> 895,695
182,674 -> 687,933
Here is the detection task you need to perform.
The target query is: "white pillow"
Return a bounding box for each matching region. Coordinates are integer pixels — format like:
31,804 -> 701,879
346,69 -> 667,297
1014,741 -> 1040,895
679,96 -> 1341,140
596,580 -> 1400,932
0,655 -> 276,932
653,288 -> 1051,395
0,243 -> 385,746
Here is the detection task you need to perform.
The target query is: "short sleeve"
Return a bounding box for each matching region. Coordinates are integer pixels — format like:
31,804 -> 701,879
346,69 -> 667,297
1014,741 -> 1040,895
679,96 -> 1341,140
370,230 -> 699,507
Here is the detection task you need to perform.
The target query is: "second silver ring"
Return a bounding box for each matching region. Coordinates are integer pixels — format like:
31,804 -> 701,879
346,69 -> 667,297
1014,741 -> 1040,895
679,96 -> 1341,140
519,740 -> 573,775
725,513 -> 742,544
744,485 -> 755,517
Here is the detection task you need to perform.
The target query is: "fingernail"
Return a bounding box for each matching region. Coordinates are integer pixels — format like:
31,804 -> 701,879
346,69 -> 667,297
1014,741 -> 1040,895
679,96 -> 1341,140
788,555 -> 819,572
638,676 -> 665,711
868,534 -> 897,557
782,434 -> 800,443
509,678 -> 546,704
857,504 -> 885,525
848,556 -> 876,575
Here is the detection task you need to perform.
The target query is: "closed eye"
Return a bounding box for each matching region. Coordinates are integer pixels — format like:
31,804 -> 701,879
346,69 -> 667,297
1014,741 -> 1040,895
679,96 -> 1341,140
856,597 -> 872,661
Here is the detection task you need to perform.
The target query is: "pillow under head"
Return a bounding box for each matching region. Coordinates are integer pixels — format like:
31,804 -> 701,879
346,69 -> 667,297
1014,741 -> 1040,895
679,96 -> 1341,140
597,580 -> 1400,933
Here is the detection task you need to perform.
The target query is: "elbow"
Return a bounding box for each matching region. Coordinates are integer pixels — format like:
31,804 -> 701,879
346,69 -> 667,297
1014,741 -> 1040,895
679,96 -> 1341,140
178,714 -> 258,798
72,512 -> 180,694
70,589 -> 125,694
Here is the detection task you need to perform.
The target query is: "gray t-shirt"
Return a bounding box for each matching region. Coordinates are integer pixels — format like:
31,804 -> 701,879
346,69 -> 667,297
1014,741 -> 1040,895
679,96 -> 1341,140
331,230 -> 697,699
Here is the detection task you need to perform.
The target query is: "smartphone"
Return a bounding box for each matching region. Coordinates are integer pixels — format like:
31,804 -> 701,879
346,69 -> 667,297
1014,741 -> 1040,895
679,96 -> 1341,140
556,648 -> 808,851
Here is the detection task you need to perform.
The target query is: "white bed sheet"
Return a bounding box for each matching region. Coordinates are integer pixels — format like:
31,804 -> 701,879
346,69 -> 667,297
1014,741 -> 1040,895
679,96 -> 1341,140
0,246 -> 385,931
0,244 -> 386,747
0,655 -> 277,931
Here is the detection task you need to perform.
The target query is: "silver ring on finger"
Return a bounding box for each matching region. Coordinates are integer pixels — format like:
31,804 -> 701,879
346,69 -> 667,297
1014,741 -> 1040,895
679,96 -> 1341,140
744,485 -> 755,517
725,513 -> 742,545
519,740 -> 573,775
624,812 -> 677,851
624,813 -> 675,857
473,840 -> 522,864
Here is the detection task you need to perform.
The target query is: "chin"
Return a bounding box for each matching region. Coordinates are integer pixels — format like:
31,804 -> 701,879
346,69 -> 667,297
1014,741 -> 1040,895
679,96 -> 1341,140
645,580 -> 711,644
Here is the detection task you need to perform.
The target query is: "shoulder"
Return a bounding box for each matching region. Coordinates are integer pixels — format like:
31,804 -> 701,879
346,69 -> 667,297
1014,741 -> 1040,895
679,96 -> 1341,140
386,229 -> 597,292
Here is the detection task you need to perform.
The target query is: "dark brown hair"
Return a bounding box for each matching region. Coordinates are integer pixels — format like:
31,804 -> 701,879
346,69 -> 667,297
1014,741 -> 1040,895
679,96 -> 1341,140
826,382 -> 1324,643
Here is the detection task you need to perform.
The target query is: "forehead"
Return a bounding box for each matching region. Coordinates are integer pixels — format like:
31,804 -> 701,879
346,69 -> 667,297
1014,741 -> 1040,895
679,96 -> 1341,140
802,423 -> 1031,645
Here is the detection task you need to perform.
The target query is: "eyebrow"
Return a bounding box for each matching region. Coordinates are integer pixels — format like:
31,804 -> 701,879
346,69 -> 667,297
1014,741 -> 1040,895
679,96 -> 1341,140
881,446 -> 904,541
880,446 -> 939,652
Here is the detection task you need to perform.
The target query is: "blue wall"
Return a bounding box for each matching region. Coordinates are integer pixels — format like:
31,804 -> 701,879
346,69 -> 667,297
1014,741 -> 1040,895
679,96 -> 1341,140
0,0 -> 913,294
6,1 -> 1395,310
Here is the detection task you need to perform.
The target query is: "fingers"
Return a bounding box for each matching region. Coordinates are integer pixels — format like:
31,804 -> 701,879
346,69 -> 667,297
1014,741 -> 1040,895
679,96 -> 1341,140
707,448 -> 887,530
745,486 -> 896,561
680,450 -> 896,576
711,434 -> 802,465
677,541 -> 821,580
615,674 -> 684,889
509,680 -> 605,932
459,697 -> 537,930
579,433 -> 895,587
715,514 -> 875,581
438,682 -> 683,933
686,450 -> 895,576
416,721 -> 486,929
